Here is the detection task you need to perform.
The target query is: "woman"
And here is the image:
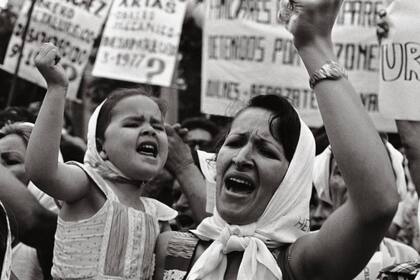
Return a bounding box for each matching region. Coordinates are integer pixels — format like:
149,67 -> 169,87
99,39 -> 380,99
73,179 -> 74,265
153,0 -> 399,279
0,122 -> 58,280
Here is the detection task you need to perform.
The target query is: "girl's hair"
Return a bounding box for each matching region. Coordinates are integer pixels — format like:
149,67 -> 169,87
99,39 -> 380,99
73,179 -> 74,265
219,95 -> 301,162
95,88 -> 167,151
0,123 -> 33,147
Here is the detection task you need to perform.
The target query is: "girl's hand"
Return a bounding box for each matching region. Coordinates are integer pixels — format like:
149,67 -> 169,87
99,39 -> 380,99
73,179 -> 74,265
283,0 -> 343,49
34,43 -> 68,89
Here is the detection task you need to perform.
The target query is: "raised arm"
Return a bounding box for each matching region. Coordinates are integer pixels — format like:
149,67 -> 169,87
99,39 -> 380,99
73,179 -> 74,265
286,0 -> 398,279
165,124 -> 208,223
25,43 -> 89,202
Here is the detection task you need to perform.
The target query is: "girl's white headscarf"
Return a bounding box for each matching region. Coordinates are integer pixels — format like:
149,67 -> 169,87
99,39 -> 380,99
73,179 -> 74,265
84,101 -> 134,182
188,119 -> 315,280
313,142 -> 407,205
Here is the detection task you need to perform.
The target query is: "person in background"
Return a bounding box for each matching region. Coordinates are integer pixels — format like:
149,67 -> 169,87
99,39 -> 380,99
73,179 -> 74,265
309,187 -> 332,231
0,164 -> 57,280
181,117 -> 220,153
0,122 -> 58,280
313,145 -> 419,279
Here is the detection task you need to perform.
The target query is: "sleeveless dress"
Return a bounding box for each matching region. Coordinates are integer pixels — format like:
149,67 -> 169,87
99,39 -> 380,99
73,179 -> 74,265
161,231 -> 296,280
52,163 -> 177,280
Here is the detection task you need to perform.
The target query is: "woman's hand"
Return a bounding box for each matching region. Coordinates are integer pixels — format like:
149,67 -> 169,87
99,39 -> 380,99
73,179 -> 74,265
376,9 -> 389,44
164,123 -> 194,176
34,43 -> 68,89
284,0 -> 343,49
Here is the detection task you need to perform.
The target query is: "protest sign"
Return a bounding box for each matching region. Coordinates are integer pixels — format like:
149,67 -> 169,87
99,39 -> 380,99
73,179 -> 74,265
378,0 -> 420,120
201,0 -> 396,132
92,0 -> 187,87
0,0 -> 7,9
1,0 -> 111,100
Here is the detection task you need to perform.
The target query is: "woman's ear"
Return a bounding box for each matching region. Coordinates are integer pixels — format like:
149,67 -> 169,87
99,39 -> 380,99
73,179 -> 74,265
96,138 -> 107,160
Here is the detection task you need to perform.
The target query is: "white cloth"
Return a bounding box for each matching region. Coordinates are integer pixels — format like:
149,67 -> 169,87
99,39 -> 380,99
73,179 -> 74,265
11,244 -> 43,280
313,142 -> 407,205
354,238 -> 419,280
84,101 -> 134,182
188,119 -> 315,280
312,146 -> 332,204
0,202 -> 11,280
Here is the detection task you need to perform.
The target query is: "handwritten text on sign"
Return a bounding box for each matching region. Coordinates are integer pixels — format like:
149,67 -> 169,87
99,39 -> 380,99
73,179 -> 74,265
379,0 -> 420,120
92,0 -> 187,87
1,0 -> 111,100
201,0 -> 396,132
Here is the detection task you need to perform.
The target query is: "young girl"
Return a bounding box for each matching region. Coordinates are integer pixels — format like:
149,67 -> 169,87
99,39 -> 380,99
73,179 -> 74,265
26,43 -> 177,279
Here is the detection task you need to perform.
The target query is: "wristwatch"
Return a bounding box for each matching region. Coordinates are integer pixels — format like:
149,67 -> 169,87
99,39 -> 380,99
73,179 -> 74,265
309,61 -> 348,89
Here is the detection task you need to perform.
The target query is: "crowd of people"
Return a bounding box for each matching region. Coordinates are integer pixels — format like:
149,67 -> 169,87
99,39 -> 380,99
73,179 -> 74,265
1,0 -> 420,279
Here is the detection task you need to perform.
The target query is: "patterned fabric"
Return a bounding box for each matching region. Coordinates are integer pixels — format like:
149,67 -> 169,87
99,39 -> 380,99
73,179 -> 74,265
161,232 -> 295,280
52,163 -> 176,280
377,262 -> 420,280
163,232 -> 200,280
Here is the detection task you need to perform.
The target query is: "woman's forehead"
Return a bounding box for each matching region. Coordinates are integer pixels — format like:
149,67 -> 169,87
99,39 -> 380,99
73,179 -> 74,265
231,108 -> 272,132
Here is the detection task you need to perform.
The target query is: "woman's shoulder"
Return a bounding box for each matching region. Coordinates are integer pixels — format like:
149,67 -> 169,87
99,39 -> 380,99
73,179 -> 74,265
154,231 -> 201,280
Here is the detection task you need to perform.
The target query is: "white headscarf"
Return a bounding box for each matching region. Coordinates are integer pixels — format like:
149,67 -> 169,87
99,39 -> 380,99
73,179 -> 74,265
84,101 -> 135,182
313,142 -> 407,205
188,119 -> 315,280
82,100 -> 178,221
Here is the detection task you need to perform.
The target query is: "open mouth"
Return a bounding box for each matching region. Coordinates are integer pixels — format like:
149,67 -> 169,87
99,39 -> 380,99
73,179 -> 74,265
137,141 -> 158,157
224,175 -> 255,195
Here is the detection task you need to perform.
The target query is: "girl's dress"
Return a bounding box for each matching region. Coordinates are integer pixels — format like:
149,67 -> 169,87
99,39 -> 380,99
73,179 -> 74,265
52,163 -> 176,280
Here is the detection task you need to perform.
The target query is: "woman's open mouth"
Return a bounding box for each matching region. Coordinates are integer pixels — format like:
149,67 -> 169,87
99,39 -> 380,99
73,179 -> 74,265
224,175 -> 255,195
137,141 -> 158,158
